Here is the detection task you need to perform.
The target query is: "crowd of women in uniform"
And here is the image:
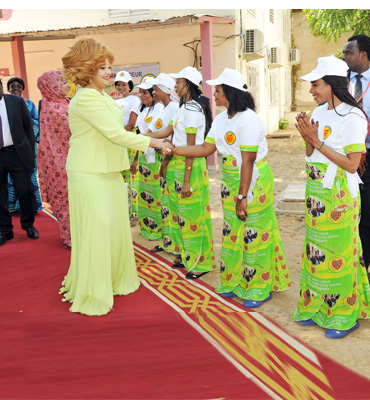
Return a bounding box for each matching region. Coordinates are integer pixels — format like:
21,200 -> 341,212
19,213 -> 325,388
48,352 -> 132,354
104,51 -> 369,339
12,38 -> 369,340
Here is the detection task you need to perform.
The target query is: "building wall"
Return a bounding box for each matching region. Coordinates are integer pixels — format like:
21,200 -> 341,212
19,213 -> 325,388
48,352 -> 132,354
0,9 -> 294,134
291,10 -> 352,111
0,9 -> 236,34
0,20 -> 236,108
236,9 -> 293,132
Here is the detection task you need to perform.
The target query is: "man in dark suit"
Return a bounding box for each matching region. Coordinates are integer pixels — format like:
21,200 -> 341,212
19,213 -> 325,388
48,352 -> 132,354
343,34 -> 370,280
0,78 -> 39,246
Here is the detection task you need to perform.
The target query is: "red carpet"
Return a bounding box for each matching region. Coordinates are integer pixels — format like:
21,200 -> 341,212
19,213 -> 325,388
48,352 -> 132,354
1,211 -> 370,399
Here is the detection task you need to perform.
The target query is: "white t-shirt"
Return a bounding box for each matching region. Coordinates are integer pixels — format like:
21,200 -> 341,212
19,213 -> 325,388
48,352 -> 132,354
116,95 -> 141,127
172,100 -> 206,147
149,101 -> 179,135
205,109 -> 268,166
307,102 -> 367,164
136,102 -> 164,135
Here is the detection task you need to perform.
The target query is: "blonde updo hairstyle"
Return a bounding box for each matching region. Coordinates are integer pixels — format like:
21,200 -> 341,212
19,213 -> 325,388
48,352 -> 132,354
62,38 -> 114,87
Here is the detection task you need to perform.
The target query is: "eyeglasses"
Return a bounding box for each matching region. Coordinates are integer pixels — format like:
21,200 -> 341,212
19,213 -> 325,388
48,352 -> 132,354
10,84 -> 23,89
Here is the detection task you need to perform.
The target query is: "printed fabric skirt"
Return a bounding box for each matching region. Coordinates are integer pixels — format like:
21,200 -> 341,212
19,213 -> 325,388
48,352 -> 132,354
121,149 -> 138,220
137,151 -> 162,240
215,156 -> 291,300
8,143 -> 42,212
292,162 -> 370,329
130,150 -> 139,218
60,170 -> 140,316
161,157 -> 182,255
173,155 -> 215,273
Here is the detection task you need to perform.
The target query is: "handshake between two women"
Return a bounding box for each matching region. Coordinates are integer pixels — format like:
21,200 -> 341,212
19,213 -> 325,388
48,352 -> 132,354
151,138 -> 176,156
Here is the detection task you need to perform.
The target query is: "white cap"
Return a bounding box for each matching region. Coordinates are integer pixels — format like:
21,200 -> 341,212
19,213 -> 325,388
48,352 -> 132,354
169,66 -> 202,86
137,76 -> 155,90
300,56 -> 349,81
151,73 -> 175,91
115,70 -> 132,83
206,68 -> 247,92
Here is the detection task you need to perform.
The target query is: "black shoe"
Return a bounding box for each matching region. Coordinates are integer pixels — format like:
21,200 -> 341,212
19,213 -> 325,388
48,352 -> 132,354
25,226 -> 39,239
151,245 -> 164,253
172,261 -> 185,269
0,231 -> 14,246
185,271 -> 210,280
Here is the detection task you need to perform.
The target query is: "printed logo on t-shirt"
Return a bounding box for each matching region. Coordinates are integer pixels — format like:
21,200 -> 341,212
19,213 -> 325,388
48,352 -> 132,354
224,131 -> 236,145
323,126 -> 331,140
144,115 -> 153,123
155,119 -> 163,129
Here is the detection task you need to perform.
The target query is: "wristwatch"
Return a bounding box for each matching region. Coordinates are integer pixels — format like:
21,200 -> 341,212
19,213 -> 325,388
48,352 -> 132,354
237,194 -> 247,200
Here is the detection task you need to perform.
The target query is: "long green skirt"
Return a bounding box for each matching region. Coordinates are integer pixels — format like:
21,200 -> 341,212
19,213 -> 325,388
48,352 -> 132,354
137,151 -> 162,240
216,156 -> 291,300
121,149 -> 136,219
161,157 -> 182,255
173,155 -> 216,273
60,171 -> 140,316
292,162 -> 370,329
130,149 -> 139,218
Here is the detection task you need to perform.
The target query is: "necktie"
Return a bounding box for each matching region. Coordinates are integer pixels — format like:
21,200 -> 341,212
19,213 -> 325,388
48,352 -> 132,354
0,113 -> 3,150
354,74 -> 363,105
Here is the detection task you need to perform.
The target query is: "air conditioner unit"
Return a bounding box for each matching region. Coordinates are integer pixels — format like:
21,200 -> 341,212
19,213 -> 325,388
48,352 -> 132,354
290,48 -> 301,65
269,47 -> 282,69
244,29 -> 264,60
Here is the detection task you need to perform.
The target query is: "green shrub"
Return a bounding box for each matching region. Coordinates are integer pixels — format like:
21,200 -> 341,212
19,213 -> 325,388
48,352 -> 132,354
279,118 -> 289,130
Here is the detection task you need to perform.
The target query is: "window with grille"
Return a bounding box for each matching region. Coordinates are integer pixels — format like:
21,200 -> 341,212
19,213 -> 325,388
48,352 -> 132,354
269,9 -> 274,24
246,64 -> 260,112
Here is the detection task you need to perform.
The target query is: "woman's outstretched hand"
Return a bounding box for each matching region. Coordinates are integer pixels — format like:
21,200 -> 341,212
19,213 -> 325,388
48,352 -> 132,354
157,139 -> 174,155
151,139 -> 174,156
159,140 -> 174,156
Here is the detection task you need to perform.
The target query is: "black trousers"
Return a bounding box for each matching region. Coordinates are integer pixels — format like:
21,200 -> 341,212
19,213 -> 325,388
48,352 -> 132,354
0,146 -> 35,234
360,182 -> 370,268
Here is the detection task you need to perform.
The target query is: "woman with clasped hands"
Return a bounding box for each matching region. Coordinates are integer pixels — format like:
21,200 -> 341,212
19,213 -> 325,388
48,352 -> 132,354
293,56 -> 370,338
60,38 -> 172,316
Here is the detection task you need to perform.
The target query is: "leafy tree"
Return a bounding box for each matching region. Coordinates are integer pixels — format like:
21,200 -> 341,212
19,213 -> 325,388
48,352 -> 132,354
303,9 -> 370,42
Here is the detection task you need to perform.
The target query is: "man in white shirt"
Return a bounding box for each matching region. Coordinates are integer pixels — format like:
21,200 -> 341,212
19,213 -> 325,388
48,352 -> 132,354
0,79 -> 39,246
343,34 -> 370,278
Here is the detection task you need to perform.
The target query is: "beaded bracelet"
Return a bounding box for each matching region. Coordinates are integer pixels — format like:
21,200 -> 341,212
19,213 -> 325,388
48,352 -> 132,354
319,141 -> 324,149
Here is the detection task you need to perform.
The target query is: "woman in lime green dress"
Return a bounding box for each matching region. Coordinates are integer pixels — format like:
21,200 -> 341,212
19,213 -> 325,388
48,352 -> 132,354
173,68 -> 291,303
60,38 -> 172,316
293,56 -> 370,338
